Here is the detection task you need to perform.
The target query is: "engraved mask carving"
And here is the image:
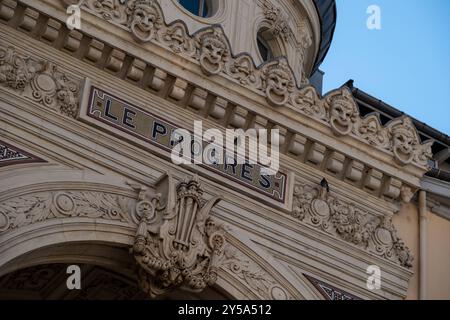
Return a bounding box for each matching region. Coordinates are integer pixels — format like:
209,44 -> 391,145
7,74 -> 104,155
390,119 -> 416,165
198,29 -> 230,76
262,59 -> 295,107
329,89 -> 358,136
129,0 -> 163,42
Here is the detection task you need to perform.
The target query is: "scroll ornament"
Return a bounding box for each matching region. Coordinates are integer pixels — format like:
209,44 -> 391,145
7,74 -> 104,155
131,176 -> 226,298
292,180 -> 413,268
75,0 -> 434,168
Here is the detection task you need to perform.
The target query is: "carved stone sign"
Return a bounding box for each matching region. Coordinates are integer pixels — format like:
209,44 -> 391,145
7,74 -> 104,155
84,86 -> 287,203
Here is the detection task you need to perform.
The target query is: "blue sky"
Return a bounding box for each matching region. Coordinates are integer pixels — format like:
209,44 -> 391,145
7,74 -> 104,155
320,0 -> 450,134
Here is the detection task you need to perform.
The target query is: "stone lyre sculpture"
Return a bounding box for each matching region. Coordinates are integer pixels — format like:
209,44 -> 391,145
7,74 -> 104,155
130,175 -> 226,298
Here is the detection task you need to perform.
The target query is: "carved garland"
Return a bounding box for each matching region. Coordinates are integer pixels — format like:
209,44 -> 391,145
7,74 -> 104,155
75,0 -> 433,167
0,44 -> 81,118
291,180 -> 413,268
0,190 -> 132,232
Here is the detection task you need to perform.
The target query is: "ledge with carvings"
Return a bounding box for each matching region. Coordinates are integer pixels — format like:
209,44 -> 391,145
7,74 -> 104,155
54,0 -> 434,169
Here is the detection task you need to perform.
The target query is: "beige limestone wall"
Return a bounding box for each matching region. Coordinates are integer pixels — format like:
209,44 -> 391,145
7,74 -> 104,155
427,212 -> 450,299
394,203 -> 419,300
395,203 -> 450,300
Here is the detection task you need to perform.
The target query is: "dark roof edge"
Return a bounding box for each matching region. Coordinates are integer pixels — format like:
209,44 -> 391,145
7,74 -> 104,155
426,169 -> 450,183
348,83 -> 450,148
311,0 -> 337,75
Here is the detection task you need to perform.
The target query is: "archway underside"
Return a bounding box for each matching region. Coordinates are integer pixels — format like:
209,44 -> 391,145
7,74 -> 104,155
0,243 -> 230,300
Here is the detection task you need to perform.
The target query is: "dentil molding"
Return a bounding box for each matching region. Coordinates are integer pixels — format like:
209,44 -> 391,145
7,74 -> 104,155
56,0 -> 433,169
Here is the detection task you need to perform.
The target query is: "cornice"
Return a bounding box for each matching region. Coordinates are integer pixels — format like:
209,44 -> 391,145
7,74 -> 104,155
0,2 -> 430,206
421,176 -> 450,198
23,0 -> 432,170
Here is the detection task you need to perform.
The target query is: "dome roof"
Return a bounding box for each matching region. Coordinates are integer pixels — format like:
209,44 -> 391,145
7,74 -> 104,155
311,0 -> 337,74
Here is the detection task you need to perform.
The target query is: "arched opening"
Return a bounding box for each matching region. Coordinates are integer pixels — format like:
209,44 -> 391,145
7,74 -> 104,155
177,0 -> 218,18
0,242 -> 231,300
257,33 -> 273,62
256,28 -> 283,63
0,174 -> 315,300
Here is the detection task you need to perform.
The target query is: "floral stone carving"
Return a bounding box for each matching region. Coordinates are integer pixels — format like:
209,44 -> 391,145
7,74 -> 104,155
0,46 -> 34,90
292,179 -> 413,268
222,244 -> 293,300
0,44 -> 80,118
131,175 -> 226,298
83,0 -> 130,25
0,190 -> 131,233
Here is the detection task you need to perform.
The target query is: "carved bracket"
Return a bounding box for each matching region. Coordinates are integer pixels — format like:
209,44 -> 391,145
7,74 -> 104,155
261,0 -> 295,42
130,174 -> 226,298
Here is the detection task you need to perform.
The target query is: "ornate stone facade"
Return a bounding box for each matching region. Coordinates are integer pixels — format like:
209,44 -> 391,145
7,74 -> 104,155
56,1 -> 433,168
0,0 -> 446,301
